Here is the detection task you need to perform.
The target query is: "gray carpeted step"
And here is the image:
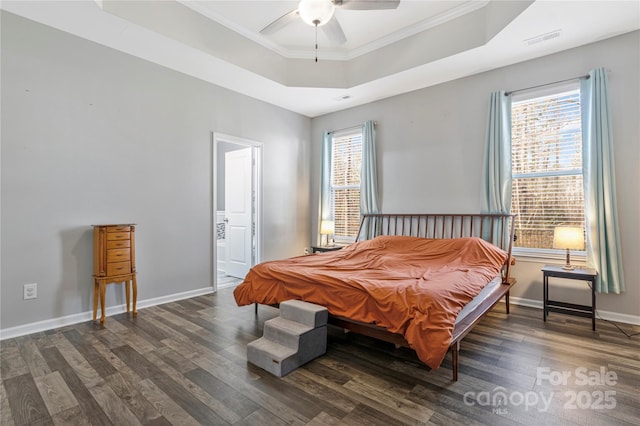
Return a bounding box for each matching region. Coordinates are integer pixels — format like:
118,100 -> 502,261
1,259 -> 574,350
247,337 -> 298,377
263,317 -> 313,348
280,299 -> 328,328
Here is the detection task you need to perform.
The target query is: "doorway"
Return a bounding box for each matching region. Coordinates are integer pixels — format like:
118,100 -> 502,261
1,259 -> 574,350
213,133 -> 262,291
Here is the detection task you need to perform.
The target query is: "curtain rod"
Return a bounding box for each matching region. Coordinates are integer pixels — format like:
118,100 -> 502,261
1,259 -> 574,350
328,121 -> 376,135
505,74 -> 589,96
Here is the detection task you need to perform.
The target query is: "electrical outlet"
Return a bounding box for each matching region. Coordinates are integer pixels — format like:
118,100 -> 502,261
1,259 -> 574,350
304,248 -> 310,255
24,283 -> 37,300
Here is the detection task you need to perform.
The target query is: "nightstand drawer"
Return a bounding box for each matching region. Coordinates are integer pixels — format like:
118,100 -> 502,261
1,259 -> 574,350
107,248 -> 130,263
107,261 -> 131,276
107,232 -> 130,241
107,240 -> 130,249
107,226 -> 131,233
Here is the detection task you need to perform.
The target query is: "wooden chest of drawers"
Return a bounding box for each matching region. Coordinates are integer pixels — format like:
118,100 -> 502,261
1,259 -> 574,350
92,224 -> 137,323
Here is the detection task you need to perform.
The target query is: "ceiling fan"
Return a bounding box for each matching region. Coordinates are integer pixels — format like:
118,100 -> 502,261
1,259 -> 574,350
260,0 -> 401,45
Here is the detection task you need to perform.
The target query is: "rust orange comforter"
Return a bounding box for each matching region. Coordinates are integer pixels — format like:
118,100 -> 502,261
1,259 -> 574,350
233,236 -> 508,369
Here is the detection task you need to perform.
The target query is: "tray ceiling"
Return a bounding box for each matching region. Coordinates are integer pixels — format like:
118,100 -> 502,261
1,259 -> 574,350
2,1 -> 639,117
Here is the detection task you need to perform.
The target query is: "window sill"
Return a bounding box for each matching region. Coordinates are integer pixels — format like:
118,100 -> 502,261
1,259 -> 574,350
512,248 -> 587,265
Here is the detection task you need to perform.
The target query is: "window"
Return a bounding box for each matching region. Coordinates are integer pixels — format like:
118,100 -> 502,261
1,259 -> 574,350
511,86 -> 586,251
330,129 -> 362,242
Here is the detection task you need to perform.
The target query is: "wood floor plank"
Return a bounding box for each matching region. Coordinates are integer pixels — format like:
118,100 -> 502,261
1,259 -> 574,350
48,333 -> 104,389
1,347 -> 29,381
135,378 -> 200,426
104,372 -> 164,425
341,403 -> 419,426
61,329 -> 118,379
0,381 -> 16,426
88,382 -> 142,426
116,315 -> 169,344
145,308 -> 205,334
306,411 -> 349,426
149,317 -> 233,352
147,310 -> 233,353
120,328 -> 161,355
145,351 -> 244,424
39,346 -> 113,426
113,317 -> 166,351
168,345 -> 309,425
183,366 -> 260,421
342,377 -> 433,423
150,346 -> 199,374
50,405 -> 91,426
90,327 -> 127,351
161,307 -> 240,349
87,337 -> 147,390
111,345 -> 229,425
4,373 -> 53,426
282,368 -> 358,414
233,407 -> 290,426
16,336 -> 51,378
292,363 -> 424,425
33,371 -> 78,416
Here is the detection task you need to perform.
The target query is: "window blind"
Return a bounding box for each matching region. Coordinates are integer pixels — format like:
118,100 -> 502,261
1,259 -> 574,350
331,131 -> 362,239
511,89 -> 585,249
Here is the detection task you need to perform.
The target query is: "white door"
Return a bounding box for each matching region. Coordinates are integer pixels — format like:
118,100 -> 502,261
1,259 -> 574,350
224,148 -> 253,278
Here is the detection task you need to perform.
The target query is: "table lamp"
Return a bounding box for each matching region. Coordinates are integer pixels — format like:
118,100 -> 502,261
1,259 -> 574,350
320,220 -> 335,247
553,226 -> 584,270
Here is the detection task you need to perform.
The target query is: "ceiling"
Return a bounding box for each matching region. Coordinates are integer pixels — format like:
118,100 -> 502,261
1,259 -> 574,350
2,1 -> 639,117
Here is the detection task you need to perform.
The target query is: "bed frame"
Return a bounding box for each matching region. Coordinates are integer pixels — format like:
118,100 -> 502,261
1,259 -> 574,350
327,213 -> 516,381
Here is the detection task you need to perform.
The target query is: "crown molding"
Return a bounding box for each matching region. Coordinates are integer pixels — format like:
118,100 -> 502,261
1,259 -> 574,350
179,0 -> 489,61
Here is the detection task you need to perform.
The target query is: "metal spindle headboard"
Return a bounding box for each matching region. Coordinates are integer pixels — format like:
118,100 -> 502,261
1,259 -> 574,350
356,213 -> 515,283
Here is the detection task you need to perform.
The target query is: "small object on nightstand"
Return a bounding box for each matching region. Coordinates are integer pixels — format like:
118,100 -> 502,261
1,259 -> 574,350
311,245 -> 343,253
319,220 -> 335,247
93,224 -> 138,324
552,226 -> 585,270
542,265 -> 597,331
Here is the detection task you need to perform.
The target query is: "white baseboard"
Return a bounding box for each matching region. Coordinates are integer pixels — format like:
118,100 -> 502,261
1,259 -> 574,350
0,286 -> 214,341
506,296 -> 640,326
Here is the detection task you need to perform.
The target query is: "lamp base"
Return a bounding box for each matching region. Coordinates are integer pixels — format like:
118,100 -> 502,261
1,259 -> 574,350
562,249 -> 575,270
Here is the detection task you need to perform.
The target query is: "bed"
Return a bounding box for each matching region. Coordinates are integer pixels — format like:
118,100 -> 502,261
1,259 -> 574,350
234,213 -> 516,380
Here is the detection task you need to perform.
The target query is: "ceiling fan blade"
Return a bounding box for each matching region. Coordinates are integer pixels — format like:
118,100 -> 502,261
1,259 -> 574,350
260,9 -> 299,35
335,0 -> 400,10
322,16 -> 347,45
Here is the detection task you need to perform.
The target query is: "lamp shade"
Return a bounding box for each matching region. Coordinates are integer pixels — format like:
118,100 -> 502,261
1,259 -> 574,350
553,226 -> 584,250
298,0 -> 335,26
320,220 -> 335,235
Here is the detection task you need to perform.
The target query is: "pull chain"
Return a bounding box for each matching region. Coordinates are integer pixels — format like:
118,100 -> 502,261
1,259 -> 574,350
314,23 -> 318,63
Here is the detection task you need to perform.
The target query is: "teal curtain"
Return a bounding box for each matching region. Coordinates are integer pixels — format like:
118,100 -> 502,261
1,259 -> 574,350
361,120 -> 380,215
319,131 -> 332,245
581,68 -> 625,294
481,91 -> 512,214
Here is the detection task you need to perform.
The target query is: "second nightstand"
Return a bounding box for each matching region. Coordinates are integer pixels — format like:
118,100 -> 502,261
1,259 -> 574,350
542,265 -> 597,331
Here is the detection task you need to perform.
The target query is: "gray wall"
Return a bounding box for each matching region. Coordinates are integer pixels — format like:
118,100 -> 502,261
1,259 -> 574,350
310,31 -> 640,319
0,12 -> 311,330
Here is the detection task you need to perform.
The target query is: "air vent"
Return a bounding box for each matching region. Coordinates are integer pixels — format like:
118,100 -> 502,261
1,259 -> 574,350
524,30 -> 561,46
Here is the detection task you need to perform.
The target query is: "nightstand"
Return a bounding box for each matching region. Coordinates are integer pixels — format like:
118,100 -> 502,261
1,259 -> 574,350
311,245 -> 343,253
542,265 -> 597,330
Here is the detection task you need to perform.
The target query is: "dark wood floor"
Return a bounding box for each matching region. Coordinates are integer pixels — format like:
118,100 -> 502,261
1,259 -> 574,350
1,287 -> 639,426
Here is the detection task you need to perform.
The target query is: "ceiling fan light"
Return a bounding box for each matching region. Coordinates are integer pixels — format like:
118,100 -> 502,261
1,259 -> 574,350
298,0 -> 335,27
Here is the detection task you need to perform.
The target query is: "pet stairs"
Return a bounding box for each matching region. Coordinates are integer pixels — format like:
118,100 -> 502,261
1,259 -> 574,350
247,300 -> 328,377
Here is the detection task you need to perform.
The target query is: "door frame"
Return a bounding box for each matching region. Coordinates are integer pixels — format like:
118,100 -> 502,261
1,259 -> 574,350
212,132 -> 262,292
